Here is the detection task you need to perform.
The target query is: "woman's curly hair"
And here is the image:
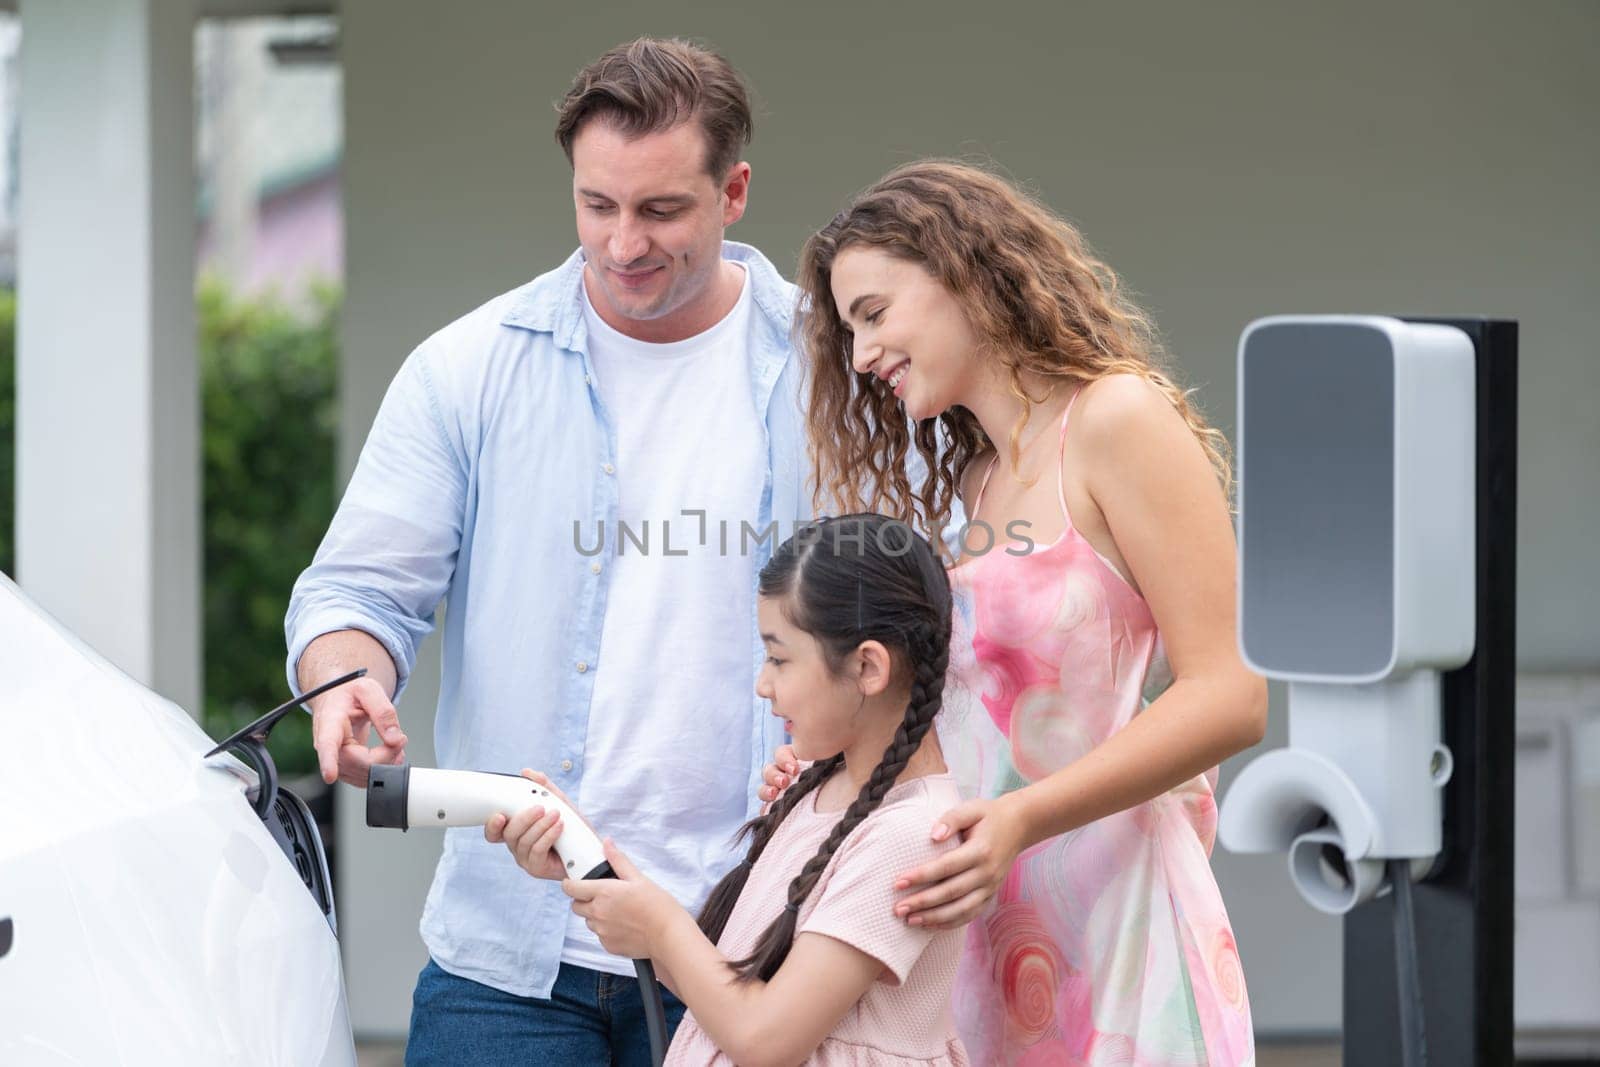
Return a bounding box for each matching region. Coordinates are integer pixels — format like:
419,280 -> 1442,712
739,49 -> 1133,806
796,159 -> 1231,531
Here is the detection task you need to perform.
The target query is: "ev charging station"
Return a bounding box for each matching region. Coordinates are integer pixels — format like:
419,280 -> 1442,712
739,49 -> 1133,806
1219,316 -> 1517,1065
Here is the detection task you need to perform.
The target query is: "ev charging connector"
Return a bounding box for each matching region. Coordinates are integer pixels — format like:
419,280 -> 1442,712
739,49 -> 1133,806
366,763 -> 669,1067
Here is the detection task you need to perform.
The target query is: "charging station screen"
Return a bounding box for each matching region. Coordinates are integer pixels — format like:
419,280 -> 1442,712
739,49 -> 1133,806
1239,322 -> 1395,678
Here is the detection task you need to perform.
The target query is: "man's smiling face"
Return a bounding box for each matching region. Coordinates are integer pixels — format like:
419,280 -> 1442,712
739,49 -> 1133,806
572,118 -> 748,341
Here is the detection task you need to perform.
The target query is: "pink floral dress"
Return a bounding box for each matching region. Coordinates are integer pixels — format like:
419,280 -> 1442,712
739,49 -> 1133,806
938,395 -> 1255,1066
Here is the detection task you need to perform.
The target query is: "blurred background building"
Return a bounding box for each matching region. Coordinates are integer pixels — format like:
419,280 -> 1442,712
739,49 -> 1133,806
2,1 -> 1596,1062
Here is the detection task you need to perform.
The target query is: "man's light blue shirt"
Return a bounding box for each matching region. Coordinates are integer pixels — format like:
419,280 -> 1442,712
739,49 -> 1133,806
286,242 -> 808,997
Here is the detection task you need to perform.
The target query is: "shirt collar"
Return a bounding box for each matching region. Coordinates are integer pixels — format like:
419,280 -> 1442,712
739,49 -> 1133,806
499,241 -> 795,355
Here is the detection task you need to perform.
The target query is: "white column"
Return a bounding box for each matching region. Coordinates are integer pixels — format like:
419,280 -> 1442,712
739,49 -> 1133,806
16,0 -> 201,715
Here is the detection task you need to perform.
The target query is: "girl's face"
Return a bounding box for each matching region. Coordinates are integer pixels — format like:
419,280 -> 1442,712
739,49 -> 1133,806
756,595 -> 869,762
828,246 -> 986,422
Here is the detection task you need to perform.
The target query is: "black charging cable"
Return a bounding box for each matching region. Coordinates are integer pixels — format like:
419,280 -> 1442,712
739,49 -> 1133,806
588,859 -> 667,1065
1387,859 -> 1428,1067
634,958 -> 668,1066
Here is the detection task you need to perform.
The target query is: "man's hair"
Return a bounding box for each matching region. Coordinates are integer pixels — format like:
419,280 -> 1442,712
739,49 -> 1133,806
555,37 -> 754,180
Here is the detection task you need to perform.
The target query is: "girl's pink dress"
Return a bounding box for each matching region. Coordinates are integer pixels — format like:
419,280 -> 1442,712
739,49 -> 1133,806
665,773 -> 971,1065
939,396 -> 1255,1066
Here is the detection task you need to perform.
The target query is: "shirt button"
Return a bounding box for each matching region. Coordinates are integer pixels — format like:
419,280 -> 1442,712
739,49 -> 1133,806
576,661 -> 588,673
560,759 -> 574,772
590,562 -> 602,574
602,463 -> 615,475
584,375 -> 592,385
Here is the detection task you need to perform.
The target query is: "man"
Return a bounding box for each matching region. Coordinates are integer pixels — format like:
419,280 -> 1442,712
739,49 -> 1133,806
286,37 -> 808,1063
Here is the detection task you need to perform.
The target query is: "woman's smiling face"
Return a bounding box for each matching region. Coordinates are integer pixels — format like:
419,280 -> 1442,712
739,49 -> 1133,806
829,245 -> 986,422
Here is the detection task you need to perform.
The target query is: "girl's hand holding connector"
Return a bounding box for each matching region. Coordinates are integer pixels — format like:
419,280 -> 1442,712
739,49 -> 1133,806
563,840 -> 681,960
486,769 -> 576,881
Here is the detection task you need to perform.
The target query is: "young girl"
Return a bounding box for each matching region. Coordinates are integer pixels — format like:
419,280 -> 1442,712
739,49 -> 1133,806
495,514 -> 971,1066
763,161 -> 1268,1064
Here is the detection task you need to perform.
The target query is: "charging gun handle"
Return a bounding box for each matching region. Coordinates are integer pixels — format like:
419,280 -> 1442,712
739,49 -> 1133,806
369,766 -> 611,879
364,764 -> 666,1065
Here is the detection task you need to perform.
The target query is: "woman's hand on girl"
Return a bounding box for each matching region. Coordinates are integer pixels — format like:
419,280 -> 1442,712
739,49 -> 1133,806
758,743 -> 801,808
563,839 -> 678,959
892,794 -> 1031,929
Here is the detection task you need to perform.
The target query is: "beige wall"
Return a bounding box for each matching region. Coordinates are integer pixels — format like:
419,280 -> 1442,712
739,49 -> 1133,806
339,0 -> 1599,1037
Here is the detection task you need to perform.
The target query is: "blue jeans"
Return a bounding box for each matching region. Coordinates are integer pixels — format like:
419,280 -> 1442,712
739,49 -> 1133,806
406,958 -> 688,1066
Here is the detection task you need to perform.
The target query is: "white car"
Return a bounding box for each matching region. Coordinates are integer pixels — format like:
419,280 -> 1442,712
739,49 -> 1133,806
0,575 -> 356,1065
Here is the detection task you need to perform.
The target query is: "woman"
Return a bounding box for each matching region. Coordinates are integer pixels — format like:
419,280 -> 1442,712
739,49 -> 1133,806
768,160 -> 1267,1064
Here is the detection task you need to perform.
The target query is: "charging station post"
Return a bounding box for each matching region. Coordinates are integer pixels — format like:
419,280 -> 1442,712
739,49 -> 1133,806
1218,316 -> 1516,1066
1343,318 -> 1516,1066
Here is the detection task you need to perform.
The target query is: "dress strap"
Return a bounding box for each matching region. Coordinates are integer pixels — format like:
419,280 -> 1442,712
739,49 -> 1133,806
1055,385 -> 1085,527
970,453 -> 1001,525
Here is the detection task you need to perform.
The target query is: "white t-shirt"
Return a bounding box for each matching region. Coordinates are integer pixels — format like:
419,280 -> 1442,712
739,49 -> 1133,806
564,267 -> 766,974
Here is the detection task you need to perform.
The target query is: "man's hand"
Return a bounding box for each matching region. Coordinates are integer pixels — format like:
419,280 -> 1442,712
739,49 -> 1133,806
310,674 -> 408,786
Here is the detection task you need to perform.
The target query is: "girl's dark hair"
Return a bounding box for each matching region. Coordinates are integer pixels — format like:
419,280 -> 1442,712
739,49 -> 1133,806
695,514 -> 952,981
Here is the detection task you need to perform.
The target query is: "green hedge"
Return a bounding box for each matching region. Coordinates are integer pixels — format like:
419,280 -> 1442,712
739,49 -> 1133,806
200,280 -> 338,776
0,283 -> 338,777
